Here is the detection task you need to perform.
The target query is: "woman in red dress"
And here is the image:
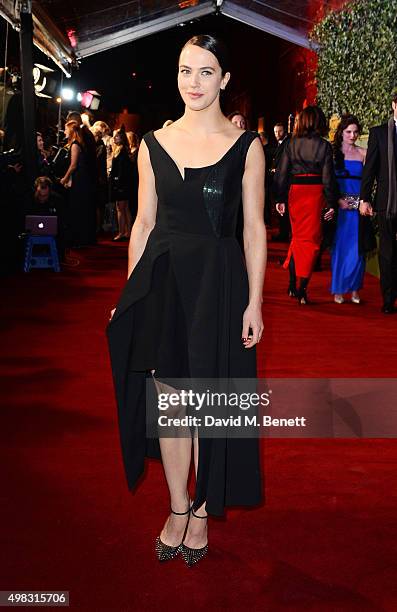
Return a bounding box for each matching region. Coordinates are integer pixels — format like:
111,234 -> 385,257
274,106 -> 338,303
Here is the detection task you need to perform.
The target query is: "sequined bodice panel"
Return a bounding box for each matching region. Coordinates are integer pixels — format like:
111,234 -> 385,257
144,130 -> 258,238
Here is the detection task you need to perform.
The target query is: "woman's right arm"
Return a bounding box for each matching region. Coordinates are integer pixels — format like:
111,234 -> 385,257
273,145 -> 291,212
60,143 -> 79,186
127,140 -> 157,278
322,142 -> 339,215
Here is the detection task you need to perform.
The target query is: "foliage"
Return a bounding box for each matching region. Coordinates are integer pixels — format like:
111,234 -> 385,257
310,0 -> 397,132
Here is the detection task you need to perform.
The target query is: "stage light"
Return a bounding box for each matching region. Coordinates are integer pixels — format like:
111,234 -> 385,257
56,97 -> 62,103
61,88 -> 75,101
33,64 -> 57,98
80,90 -> 101,110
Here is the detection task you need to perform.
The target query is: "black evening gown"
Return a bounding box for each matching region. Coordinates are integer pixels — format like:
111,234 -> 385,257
107,130 -> 262,516
67,140 -> 97,247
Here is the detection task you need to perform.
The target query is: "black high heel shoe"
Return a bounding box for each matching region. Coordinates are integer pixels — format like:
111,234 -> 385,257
297,288 -> 309,305
155,502 -> 192,562
180,508 -> 208,567
287,284 -> 298,298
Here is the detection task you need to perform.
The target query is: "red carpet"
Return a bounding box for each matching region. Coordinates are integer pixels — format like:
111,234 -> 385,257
1,238 -> 397,611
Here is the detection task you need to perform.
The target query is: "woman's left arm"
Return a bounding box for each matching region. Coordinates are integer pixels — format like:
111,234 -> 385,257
242,137 -> 267,348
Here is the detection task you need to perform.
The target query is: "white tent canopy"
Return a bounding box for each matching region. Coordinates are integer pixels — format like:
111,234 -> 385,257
1,0 -> 332,71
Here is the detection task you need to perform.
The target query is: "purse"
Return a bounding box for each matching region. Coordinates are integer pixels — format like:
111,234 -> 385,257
344,194 -> 360,210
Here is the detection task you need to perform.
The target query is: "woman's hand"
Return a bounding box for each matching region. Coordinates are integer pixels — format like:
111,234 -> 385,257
276,203 -> 286,216
242,303 -> 264,348
60,176 -> 69,188
338,198 -> 349,210
109,308 -> 116,321
324,208 -> 335,221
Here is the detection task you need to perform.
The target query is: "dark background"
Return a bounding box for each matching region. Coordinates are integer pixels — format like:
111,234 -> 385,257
1,13 -> 310,141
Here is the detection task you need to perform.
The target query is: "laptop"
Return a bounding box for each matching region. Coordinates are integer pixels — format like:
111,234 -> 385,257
25,215 -> 58,236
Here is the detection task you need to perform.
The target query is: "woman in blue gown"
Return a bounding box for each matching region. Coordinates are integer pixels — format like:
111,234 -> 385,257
331,115 -> 367,304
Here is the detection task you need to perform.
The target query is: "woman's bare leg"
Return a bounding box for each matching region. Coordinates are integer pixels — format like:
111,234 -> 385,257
158,436 -> 192,546
124,204 -> 132,237
117,201 -> 132,237
181,434 -> 208,548
152,373 -> 192,546
114,202 -> 124,238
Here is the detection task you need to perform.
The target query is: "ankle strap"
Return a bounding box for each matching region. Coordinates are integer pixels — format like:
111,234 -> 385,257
191,509 -> 208,519
171,507 -> 190,516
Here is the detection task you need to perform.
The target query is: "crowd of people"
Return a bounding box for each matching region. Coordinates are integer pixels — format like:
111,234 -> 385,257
270,101 -> 395,312
28,113 -> 140,251
238,103 -> 392,314
222,106 -> 382,309
1,87 -> 395,313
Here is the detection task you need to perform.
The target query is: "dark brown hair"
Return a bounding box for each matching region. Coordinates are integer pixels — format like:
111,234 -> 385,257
293,106 -> 327,139
181,35 -> 230,76
333,113 -> 362,170
227,110 -> 246,122
113,126 -> 130,157
114,126 -> 130,148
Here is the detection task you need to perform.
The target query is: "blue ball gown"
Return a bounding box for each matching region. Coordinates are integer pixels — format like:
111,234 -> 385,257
331,159 -> 365,294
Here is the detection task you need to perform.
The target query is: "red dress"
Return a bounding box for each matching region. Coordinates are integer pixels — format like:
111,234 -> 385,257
283,176 -> 325,277
274,136 -> 338,278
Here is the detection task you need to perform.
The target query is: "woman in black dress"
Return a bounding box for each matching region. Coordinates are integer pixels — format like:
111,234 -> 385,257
110,128 -> 133,241
127,131 -> 140,225
107,35 -> 266,565
61,121 -> 97,247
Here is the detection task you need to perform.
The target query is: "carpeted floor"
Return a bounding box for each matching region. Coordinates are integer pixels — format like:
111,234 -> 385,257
1,238 -> 397,611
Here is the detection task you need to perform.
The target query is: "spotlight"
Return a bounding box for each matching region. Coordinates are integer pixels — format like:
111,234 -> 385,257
80,90 -> 101,110
61,88 -> 75,101
33,64 -> 57,98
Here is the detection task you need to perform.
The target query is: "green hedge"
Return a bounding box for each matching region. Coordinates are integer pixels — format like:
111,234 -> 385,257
310,0 -> 397,132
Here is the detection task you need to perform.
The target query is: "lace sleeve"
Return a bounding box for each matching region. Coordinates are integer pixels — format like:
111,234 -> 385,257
322,142 -> 340,208
273,144 -> 291,203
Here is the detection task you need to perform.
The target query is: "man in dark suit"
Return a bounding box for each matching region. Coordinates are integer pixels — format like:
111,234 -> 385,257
360,93 -> 397,313
271,123 -> 290,241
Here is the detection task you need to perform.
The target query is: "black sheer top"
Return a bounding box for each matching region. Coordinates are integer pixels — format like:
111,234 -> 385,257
274,135 -> 339,207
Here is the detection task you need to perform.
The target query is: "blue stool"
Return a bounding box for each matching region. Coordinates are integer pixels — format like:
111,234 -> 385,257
24,235 -> 60,272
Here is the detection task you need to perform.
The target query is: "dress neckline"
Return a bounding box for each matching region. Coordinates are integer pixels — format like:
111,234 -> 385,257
150,130 -> 247,182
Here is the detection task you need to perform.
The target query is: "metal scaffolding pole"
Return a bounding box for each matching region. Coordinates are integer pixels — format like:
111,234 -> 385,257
19,0 -> 37,184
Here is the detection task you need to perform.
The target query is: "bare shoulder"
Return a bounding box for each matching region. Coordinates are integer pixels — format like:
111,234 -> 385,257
153,120 -> 184,143
137,138 -> 153,172
356,145 -> 367,160
225,123 -> 244,137
245,135 -> 265,169
152,127 -> 168,142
